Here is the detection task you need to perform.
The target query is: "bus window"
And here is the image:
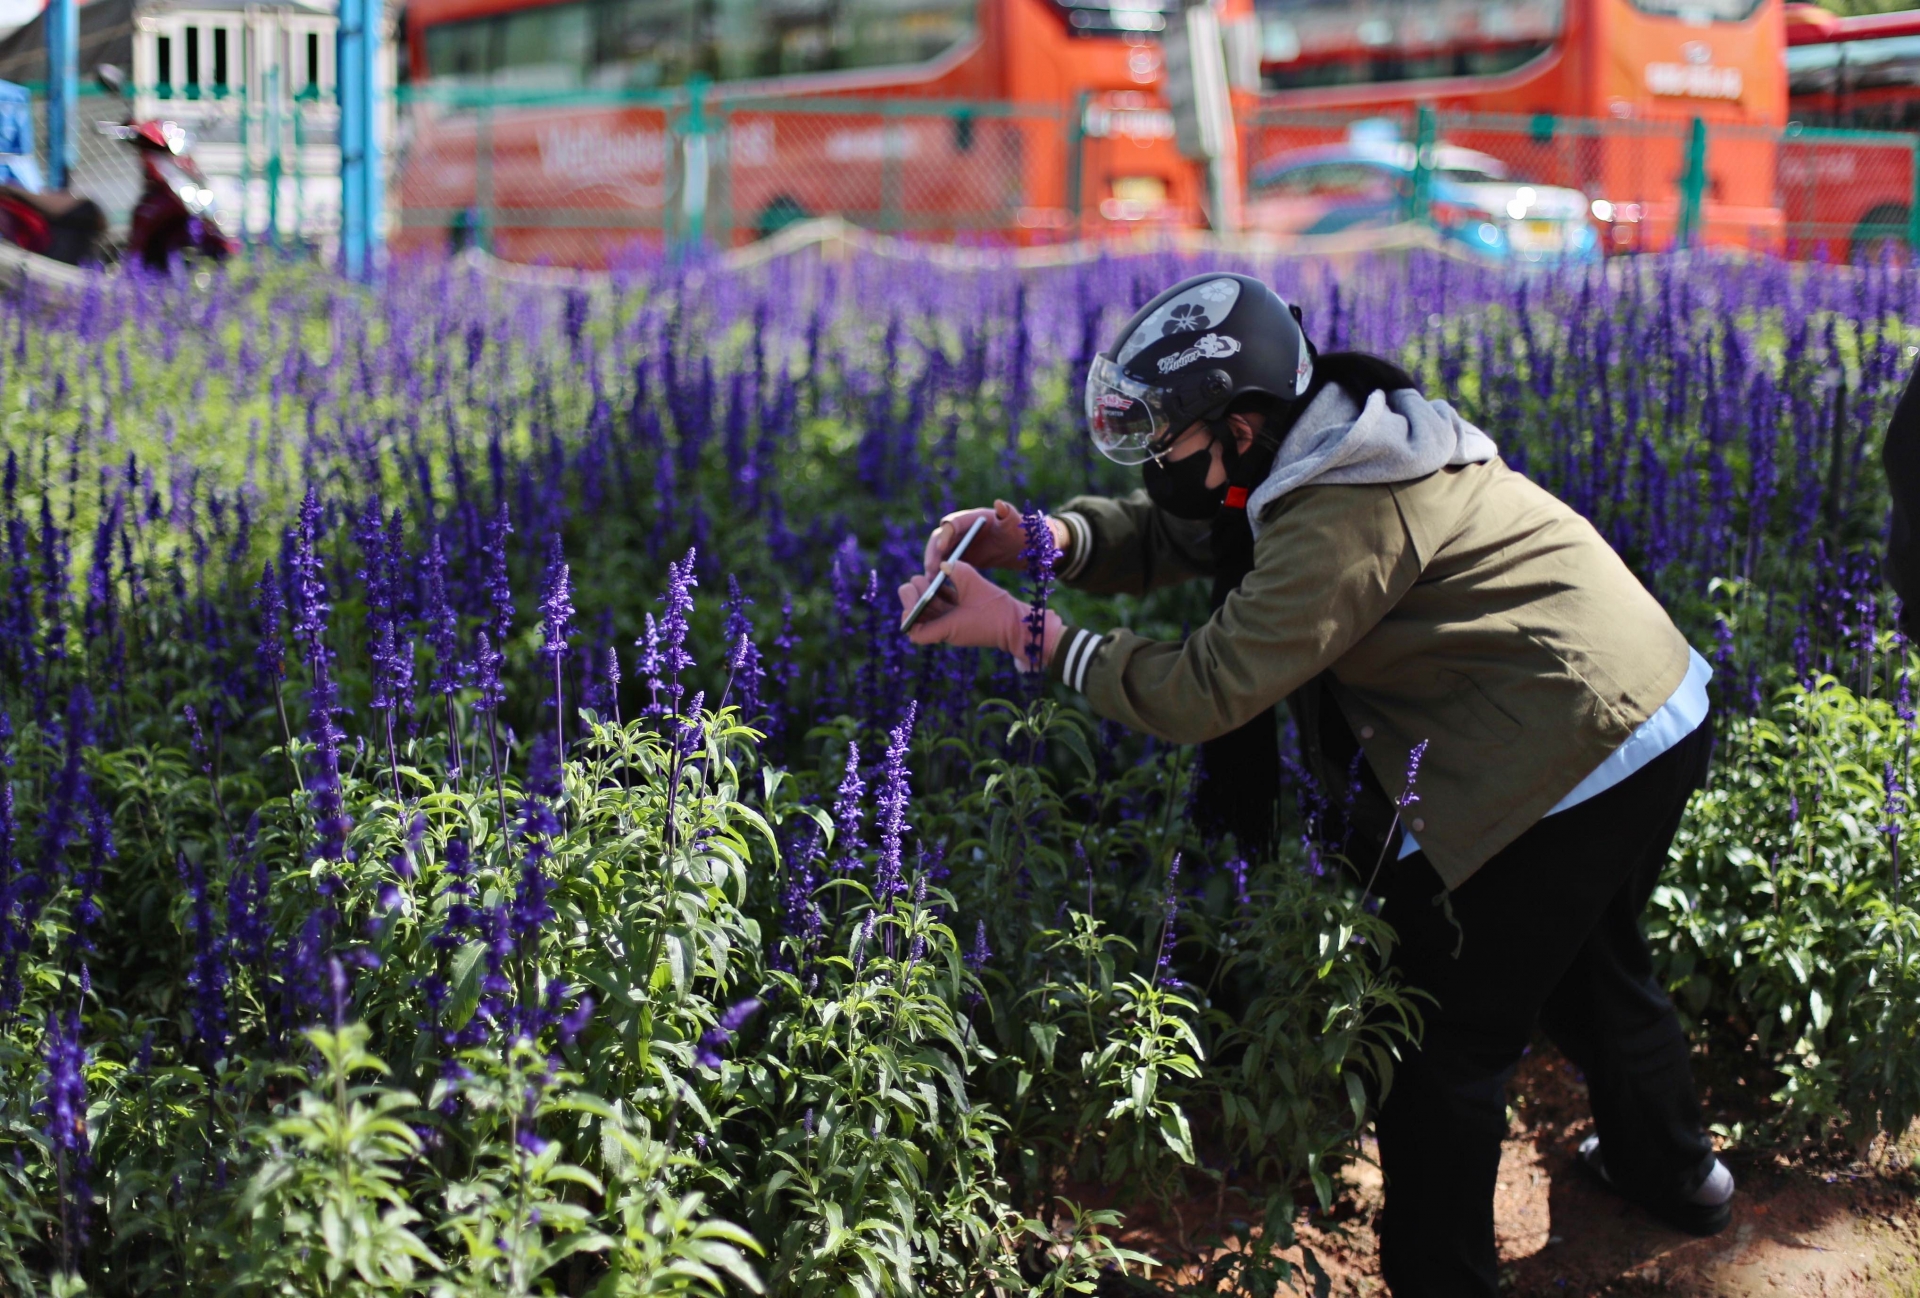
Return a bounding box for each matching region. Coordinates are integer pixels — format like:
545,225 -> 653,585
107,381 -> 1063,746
1788,33 -> 1920,129
425,18 -> 502,80
1054,1 -> 1170,37
499,3 -> 591,85
426,0 -> 977,87
1257,0 -> 1563,92
1624,0 -> 1764,20
590,0 -> 695,87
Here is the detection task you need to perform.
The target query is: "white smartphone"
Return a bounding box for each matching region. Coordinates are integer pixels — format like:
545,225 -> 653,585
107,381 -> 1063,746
900,515 -> 989,632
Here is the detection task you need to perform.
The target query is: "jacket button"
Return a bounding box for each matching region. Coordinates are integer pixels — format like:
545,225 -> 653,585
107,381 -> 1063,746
1411,818 -> 1426,832
1360,725 -> 1375,740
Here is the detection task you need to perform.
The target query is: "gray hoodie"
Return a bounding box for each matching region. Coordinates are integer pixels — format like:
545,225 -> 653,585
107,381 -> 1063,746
1244,385 -> 1501,538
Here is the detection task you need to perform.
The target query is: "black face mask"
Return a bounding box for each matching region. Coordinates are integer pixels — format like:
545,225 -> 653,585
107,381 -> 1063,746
1142,443 -> 1228,520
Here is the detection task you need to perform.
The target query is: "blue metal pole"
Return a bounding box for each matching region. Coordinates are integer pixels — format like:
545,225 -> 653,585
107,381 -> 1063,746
337,0 -> 370,276
46,0 -> 77,190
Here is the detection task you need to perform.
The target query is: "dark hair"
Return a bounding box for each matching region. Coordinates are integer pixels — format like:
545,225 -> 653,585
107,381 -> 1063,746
1310,350 -> 1419,401
1203,350 -> 1418,457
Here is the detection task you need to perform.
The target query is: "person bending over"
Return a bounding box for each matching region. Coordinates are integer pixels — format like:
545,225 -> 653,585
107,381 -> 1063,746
897,272 -> 1734,1297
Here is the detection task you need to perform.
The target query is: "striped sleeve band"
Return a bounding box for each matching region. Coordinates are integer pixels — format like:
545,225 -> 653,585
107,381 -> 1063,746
1054,511 -> 1093,581
1057,627 -> 1103,694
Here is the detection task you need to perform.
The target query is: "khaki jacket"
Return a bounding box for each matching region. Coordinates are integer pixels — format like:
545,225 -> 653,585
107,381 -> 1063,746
1046,460 -> 1690,889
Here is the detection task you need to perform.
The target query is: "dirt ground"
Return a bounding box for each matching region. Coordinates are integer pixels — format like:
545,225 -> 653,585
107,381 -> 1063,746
1121,1044 -> 1920,1296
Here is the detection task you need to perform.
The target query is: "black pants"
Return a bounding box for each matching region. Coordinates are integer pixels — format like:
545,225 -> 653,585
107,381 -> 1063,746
1373,717 -> 1717,1296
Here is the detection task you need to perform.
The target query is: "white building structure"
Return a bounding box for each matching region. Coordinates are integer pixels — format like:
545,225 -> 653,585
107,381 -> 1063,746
0,0 -> 395,247
127,0 -> 343,242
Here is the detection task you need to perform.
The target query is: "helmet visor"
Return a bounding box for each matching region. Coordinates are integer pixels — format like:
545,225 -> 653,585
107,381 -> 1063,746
1085,355 -> 1174,465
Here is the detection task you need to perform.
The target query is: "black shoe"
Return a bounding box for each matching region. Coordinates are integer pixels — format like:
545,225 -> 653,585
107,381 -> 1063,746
1576,1135 -> 1734,1237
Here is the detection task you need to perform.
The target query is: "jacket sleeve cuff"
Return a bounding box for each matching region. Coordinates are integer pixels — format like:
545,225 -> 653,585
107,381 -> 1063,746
1047,624 -> 1105,693
1054,511 -> 1094,581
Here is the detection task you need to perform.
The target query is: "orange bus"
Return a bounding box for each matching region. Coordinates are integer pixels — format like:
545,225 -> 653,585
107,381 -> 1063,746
1783,3 -> 1920,260
1247,0 -> 1789,253
391,0 -> 1238,263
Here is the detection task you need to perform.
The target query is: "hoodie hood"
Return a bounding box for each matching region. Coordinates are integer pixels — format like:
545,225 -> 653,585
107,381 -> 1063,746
1244,384 -> 1501,537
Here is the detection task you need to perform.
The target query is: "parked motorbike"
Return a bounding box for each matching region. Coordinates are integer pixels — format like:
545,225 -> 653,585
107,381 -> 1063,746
0,185 -> 109,266
94,65 -> 236,270
0,78 -> 107,265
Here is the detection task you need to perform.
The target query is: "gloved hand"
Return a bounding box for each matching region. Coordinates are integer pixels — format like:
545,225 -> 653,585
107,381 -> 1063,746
897,560 -> 1064,671
922,500 -> 1066,578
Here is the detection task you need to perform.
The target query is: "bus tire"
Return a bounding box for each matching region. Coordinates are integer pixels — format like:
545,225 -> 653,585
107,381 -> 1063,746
756,195 -> 810,239
1850,203 -> 1910,265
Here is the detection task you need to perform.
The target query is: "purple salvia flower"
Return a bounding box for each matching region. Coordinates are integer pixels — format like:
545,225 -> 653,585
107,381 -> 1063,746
723,576 -> 765,722
537,533 -> 574,666
1153,853 -> 1182,988
1019,503 -> 1058,673
1225,857 -> 1251,908
695,997 -> 763,1068
472,631 -> 504,714
423,534 -> 461,697
289,488 -> 331,668
964,919 -> 991,971
253,561 -> 285,689
852,909 -> 877,974
538,533 -> 574,751
831,742 -> 865,875
39,1005 -> 91,1255
225,817 -> 270,967
874,703 -> 917,902
177,853 -> 228,1062
636,613 -> 664,718
770,593 -> 800,738
1397,740 -> 1428,811
658,547 -> 698,714
183,704 -> 210,774
484,501 -> 514,651
558,994 -> 594,1046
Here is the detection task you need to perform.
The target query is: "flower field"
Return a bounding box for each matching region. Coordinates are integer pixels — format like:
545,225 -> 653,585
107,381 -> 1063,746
0,249 -> 1916,1295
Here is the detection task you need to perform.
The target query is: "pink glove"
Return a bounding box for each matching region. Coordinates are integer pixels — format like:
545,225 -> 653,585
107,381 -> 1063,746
897,560 -> 1065,672
922,499 -> 1049,578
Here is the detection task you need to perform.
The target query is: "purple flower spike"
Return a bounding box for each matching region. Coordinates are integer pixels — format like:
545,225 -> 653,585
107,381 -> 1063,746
874,704 -> 917,902
1397,740 -> 1428,811
695,997 -> 763,1068
290,488 -> 331,668
831,742 -> 865,875
658,548 -> 698,714
472,631 -> 504,714
38,1005 -> 91,1248
423,534 -> 461,698
636,613 -> 664,717
537,533 -> 574,666
558,994 -> 594,1046
723,576 -> 765,722
965,920 -> 991,971
253,561 -> 285,689
484,502 -> 515,651
1019,504 -> 1059,673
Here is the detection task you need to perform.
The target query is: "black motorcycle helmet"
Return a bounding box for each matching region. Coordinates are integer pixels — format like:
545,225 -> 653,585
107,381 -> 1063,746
1084,272 -> 1313,465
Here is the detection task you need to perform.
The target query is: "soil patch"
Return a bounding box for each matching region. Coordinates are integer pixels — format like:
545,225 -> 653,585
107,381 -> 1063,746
1115,1043 -> 1920,1295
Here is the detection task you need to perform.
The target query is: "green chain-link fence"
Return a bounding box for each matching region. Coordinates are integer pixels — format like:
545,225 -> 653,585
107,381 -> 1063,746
22,83 -> 1920,268
1245,105 -> 1920,263
391,83 -> 1070,267
30,85 -> 338,248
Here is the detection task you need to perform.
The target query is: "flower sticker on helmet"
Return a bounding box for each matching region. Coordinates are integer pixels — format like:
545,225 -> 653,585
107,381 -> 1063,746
1116,277 -> 1243,366
1156,333 -> 1243,374
1165,303 -> 1211,334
